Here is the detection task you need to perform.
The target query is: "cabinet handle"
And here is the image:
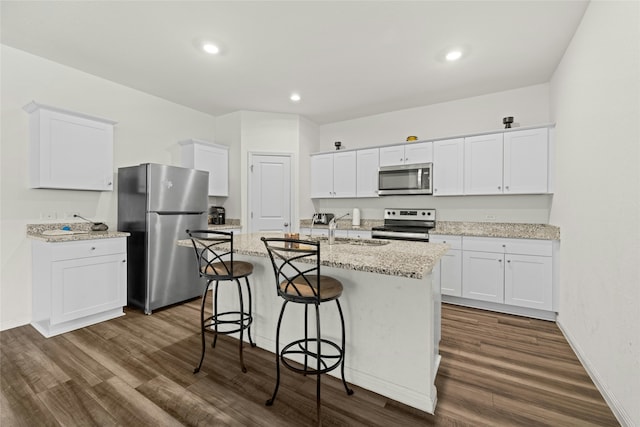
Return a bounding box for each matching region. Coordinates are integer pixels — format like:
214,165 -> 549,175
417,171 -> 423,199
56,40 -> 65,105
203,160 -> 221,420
507,260 -> 511,263
91,247 -> 96,250
434,188 -> 438,193
122,259 -> 126,263
502,244 -> 506,248
108,182 -> 113,186
498,186 -> 502,190
505,186 -> 509,190
498,259 -> 502,263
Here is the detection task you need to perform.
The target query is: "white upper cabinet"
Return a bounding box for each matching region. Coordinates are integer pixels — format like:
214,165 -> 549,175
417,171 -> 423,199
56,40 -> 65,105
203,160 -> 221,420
433,138 -> 464,196
379,141 -> 433,167
310,151 -> 356,198
333,151 -> 357,197
310,153 -> 334,198
464,133 -> 504,195
179,139 -> 229,197
356,148 -> 380,197
503,128 -> 549,194
23,101 -> 117,191
464,128 -> 549,195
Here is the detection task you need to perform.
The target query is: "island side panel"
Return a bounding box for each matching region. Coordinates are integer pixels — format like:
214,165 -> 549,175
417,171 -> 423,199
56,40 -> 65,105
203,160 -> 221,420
223,254 -> 438,414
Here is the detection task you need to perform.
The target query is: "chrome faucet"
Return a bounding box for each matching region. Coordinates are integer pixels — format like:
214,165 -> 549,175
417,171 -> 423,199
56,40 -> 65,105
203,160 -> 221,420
328,213 -> 350,245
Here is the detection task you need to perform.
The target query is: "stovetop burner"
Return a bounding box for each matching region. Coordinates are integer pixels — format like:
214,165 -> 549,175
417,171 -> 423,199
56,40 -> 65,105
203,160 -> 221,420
371,208 -> 436,242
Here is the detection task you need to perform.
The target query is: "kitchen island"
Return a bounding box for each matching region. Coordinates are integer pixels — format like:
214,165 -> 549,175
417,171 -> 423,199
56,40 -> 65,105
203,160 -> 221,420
179,232 -> 449,414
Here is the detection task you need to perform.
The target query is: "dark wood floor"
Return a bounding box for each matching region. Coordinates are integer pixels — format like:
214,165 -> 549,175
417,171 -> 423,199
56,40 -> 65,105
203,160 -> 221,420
1,298 -> 619,426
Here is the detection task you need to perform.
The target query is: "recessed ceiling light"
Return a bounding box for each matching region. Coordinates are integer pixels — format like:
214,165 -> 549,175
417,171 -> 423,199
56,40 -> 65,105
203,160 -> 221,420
290,93 -> 301,102
202,43 -> 220,55
445,50 -> 462,61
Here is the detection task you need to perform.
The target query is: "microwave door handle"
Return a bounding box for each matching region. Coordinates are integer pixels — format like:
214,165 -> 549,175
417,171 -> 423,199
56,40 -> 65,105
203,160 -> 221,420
417,168 -> 422,188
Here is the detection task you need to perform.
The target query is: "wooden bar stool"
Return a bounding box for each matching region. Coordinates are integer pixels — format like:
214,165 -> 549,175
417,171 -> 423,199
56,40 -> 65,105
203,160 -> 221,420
186,229 -> 255,374
261,236 -> 353,424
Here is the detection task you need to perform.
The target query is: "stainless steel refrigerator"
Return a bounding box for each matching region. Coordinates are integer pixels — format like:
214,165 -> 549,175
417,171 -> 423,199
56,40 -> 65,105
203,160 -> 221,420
117,163 -> 208,314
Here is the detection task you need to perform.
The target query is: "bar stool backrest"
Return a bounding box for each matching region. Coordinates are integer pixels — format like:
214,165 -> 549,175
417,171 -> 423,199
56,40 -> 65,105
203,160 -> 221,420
261,237 -> 321,303
186,229 -> 235,281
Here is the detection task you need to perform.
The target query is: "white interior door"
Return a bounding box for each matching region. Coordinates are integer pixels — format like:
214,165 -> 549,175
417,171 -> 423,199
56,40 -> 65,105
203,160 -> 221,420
249,154 -> 292,233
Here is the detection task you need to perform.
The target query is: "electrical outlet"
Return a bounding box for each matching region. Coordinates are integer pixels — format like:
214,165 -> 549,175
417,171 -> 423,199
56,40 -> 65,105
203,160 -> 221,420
485,215 -> 496,220
64,212 -> 80,220
40,212 -> 57,220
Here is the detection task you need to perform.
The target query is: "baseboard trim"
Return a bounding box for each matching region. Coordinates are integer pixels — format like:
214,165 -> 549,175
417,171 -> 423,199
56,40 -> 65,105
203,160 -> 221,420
556,320 -> 632,427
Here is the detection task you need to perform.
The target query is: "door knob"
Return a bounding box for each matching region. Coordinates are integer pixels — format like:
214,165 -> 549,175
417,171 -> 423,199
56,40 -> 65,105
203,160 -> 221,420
284,222 -> 289,227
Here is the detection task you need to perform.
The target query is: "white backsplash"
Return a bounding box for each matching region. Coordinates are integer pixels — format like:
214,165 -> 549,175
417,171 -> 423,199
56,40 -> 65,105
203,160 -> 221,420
313,194 -> 552,224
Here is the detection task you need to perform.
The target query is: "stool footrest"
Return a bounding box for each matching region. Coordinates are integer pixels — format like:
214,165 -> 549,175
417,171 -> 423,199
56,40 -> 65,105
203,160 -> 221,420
280,338 -> 344,375
203,310 -> 253,335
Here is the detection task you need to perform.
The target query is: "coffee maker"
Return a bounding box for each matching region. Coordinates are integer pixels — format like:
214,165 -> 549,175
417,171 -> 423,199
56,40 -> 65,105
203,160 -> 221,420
209,206 -> 226,225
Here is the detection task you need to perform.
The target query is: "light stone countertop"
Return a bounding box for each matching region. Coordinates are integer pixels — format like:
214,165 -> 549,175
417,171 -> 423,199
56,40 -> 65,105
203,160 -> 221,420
430,221 -> 560,240
299,219 -> 383,231
179,232 -> 449,279
27,223 -> 129,243
300,219 -> 560,240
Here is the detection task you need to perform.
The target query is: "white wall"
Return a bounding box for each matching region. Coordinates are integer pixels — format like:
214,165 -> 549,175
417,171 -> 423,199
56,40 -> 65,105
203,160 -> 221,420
0,46 -> 216,330
549,2 -> 639,425
216,111 -> 307,231
315,84 -> 553,223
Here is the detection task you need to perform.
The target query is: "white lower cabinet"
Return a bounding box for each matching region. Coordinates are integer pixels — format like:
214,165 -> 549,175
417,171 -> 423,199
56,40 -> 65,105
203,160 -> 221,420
462,251 -> 505,302
32,237 -> 127,337
430,235 -> 462,297
461,236 -> 553,311
504,254 -> 552,310
435,234 -> 555,316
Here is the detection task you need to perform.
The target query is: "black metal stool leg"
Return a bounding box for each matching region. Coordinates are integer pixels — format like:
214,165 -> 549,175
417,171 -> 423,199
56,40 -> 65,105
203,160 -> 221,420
212,281 -> 221,348
244,276 -> 256,347
266,300 -> 287,406
304,303 -> 309,374
315,302 -> 322,424
336,299 -> 354,395
236,278 -> 247,373
194,281 -> 210,374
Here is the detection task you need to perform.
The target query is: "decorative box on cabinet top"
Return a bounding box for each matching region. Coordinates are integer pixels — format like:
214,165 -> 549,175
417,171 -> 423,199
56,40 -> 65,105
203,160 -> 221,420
23,101 -> 117,191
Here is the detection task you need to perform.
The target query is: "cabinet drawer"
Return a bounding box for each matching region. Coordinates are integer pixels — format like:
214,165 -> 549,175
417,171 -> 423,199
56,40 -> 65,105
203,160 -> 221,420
429,235 -> 462,250
51,238 -> 126,261
463,236 -> 552,256
463,236 -> 506,253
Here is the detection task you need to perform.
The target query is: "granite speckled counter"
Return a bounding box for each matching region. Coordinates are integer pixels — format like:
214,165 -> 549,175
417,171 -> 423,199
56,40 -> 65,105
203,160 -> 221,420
27,223 -> 130,242
430,221 -> 560,240
299,219 -> 383,231
180,232 -> 449,279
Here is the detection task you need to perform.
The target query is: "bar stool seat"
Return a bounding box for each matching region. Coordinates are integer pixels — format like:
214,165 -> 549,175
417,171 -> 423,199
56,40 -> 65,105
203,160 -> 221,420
279,275 -> 343,300
187,229 -> 256,375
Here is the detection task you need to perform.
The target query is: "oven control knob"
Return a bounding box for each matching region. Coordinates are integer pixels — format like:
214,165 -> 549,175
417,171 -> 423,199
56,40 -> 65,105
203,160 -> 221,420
391,211 -> 396,215
422,212 -> 426,215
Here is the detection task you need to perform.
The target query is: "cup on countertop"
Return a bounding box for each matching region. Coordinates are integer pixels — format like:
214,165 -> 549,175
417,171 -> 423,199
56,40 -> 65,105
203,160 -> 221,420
284,233 -> 299,248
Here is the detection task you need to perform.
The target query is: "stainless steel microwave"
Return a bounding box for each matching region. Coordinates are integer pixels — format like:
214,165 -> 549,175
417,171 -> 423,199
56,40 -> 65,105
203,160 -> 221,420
378,163 -> 433,195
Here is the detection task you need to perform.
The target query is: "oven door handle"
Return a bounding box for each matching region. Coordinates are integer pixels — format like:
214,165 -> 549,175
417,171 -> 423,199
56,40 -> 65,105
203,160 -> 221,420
372,230 -> 430,240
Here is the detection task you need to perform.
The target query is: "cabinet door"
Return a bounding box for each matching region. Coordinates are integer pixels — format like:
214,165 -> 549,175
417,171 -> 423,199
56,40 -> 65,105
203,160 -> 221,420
433,138 -> 464,196
356,148 -> 380,197
333,151 -> 357,198
439,249 -> 462,297
51,253 -> 127,324
464,133 -> 503,195
462,251 -> 504,303
310,153 -> 334,198
504,128 -> 548,194
504,254 -> 552,310
379,145 -> 406,167
404,141 -> 433,164
196,144 -> 229,196
35,109 -> 114,191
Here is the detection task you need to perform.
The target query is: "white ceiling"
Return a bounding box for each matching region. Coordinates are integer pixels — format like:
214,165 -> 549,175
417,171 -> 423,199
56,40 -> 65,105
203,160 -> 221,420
1,1 -> 588,124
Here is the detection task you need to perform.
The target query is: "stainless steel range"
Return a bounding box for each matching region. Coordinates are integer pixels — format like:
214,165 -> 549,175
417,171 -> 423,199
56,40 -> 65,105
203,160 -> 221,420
371,208 -> 436,242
